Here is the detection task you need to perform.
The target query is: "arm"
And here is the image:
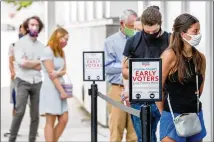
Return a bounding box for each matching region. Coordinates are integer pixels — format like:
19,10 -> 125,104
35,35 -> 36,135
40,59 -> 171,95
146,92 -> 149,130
122,36 -> 134,79
15,50 -> 40,69
33,64 -> 41,71
57,53 -> 66,77
122,56 -> 129,80
155,49 -> 176,114
104,41 -> 122,74
43,59 -> 65,94
9,56 -> 15,79
8,44 -> 15,79
21,60 -> 40,69
199,53 -> 206,95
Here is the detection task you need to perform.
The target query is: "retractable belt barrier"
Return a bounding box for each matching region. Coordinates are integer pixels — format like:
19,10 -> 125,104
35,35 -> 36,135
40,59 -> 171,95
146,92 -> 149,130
83,52 -> 154,142
97,92 -> 140,117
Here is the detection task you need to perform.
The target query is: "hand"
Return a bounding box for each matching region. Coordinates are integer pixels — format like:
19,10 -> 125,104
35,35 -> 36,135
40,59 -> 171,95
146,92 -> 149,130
124,96 -> 130,107
11,72 -> 15,80
121,90 -> 130,107
60,91 -> 69,99
49,71 -> 58,80
21,54 -> 28,60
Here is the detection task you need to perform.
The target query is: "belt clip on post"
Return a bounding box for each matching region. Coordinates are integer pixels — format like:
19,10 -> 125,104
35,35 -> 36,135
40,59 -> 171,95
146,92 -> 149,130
88,81 -> 98,142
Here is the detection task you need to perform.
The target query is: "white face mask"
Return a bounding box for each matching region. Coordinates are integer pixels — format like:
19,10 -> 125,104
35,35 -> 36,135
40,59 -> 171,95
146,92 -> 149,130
183,33 -> 202,47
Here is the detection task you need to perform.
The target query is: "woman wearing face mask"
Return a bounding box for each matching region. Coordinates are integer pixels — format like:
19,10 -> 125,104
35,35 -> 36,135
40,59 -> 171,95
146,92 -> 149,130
156,13 -> 207,142
39,28 -> 71,142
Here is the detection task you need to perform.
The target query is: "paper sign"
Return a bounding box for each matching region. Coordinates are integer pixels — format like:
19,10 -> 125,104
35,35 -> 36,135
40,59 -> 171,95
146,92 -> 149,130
129,58 -> 162,103
83,51 -> 105,81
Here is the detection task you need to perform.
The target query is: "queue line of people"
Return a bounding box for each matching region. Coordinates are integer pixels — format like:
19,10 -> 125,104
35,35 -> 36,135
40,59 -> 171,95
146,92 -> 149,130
105,6 -> 207,142
7,16 -> 71,142
6,6 -> 207,142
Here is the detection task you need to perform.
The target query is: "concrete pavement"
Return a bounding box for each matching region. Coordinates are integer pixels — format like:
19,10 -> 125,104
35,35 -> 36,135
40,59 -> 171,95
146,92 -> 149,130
1,87 -> 111,142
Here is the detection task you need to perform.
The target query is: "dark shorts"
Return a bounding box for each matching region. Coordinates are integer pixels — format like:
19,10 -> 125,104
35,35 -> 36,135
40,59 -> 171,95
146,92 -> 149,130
160,110 -> 207,142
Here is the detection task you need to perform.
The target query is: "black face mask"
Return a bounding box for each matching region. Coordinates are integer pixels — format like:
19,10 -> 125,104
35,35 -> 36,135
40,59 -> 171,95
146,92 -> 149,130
144,28 -> 161,40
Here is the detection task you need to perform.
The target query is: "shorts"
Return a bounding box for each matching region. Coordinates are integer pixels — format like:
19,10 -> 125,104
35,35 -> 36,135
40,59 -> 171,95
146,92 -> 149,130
160,110 -> 207,142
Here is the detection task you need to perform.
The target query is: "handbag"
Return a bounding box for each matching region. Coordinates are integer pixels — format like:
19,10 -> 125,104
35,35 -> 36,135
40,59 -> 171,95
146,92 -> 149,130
167,67 -> 202,137
61,73 -> 73,97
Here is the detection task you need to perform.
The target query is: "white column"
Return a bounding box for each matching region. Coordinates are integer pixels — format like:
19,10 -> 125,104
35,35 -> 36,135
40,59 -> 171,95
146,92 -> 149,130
77,1 -> 85,22
181,1 -> 190,12
63,2 -> 71,25
160,1 -> 167,30
44,1 -> 56,42
70,2 -> 77,22
107,1 -> 138,18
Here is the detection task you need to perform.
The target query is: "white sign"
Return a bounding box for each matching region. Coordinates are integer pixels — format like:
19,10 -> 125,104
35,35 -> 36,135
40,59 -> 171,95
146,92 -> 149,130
129,59 -> 162,102
83,52 -> 105,81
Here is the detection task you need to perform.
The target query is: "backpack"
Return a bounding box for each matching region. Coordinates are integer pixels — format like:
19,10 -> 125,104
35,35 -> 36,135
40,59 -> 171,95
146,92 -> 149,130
128,31 -> 171,59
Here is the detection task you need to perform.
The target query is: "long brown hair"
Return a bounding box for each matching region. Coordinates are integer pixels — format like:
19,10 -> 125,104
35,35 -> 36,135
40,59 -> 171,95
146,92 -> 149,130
169,13 -> 203,83
47,28 -> 68,57
23,16 -> 44,34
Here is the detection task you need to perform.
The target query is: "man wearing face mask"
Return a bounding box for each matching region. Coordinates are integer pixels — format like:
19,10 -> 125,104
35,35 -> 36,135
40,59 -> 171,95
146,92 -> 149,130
4,24 -> 27,138
9,16 -> 44,142
122,6 -> 171,142
104,9 -> 138,142
134,17 -> 143,32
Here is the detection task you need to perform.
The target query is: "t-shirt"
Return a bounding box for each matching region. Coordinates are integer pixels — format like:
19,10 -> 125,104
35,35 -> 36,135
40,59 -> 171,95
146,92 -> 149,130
123,30 -> 170,58
123,30 -> 170,104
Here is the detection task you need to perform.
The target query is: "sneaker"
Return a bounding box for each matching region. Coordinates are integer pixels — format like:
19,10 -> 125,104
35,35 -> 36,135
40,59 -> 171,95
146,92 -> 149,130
3,132 -> 21,137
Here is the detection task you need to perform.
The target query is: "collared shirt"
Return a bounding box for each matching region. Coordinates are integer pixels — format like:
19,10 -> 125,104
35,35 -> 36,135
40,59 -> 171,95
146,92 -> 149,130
13,34 -> 44,84
104,30 -> 127,85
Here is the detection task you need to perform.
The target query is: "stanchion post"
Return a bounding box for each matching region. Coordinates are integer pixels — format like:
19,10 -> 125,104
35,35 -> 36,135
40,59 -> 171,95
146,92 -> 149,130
140,103 -> 152,142
90,81 -> 98,142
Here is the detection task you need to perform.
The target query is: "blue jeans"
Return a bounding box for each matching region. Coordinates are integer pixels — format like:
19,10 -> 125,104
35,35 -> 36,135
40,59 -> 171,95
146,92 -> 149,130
131,103 -> 161,142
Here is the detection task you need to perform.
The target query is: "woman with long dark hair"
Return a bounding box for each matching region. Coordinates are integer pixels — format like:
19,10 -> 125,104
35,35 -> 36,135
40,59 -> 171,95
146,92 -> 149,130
156,13 -> 207,142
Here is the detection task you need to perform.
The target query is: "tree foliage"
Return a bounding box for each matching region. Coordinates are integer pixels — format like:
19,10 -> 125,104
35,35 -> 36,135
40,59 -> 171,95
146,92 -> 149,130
5,1 -> 33,11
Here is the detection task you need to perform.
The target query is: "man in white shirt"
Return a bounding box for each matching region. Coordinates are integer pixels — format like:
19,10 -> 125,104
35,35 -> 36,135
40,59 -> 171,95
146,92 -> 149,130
9,16 -> 44,142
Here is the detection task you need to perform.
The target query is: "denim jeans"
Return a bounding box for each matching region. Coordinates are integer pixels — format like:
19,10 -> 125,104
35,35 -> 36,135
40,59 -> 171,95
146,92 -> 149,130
131,103 -> 161,142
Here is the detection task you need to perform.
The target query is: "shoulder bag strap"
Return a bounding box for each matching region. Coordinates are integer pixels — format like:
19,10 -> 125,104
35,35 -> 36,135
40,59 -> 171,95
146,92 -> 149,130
167,93 -> 175,120
195,67 -> 199,115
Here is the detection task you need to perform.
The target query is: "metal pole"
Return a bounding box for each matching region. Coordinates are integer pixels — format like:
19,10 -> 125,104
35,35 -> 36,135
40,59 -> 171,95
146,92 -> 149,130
91,81 -> 98,142
140,103 -> 152,142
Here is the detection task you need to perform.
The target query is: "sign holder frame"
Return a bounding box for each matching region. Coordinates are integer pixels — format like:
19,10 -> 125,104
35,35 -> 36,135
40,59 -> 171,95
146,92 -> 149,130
129,58 -> 162,103
83,51 -> 105,82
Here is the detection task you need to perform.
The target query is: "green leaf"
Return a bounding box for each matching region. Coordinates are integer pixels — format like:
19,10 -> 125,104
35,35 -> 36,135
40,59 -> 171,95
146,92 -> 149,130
4,0 -> 33,11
